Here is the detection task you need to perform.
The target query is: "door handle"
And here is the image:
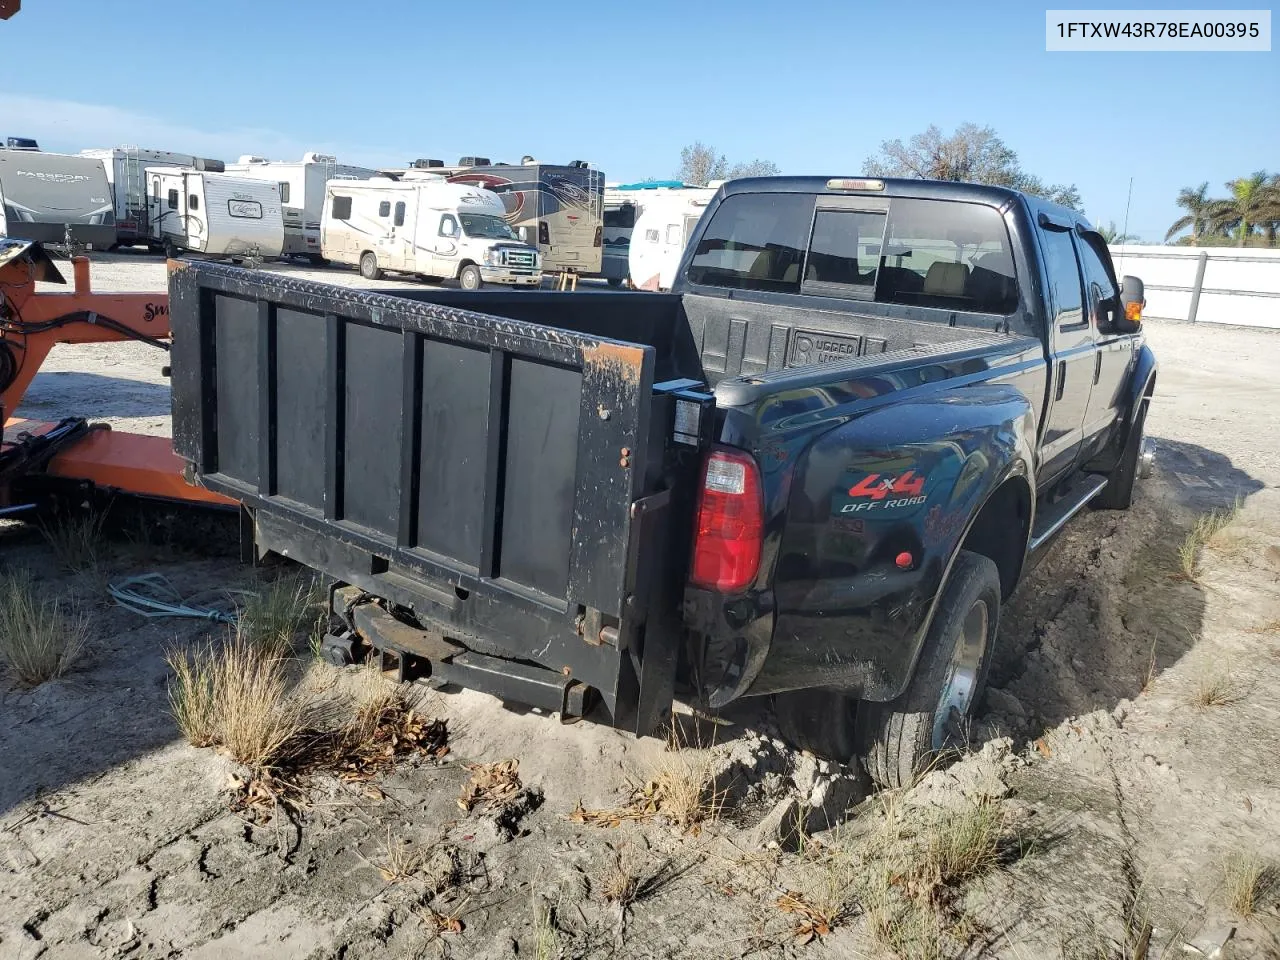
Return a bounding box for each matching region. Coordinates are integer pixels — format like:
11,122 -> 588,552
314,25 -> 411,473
1093,351 -> 1102,385
1055,361 -> 1067,401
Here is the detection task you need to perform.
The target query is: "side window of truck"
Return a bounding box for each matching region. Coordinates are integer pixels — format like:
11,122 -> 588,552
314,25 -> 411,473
331,196 -> 352,220
440,215 -> 458,237
686,193 -> 811,293
1040,229 -> 1085,328
877,199 -> 1018,314
1076,231 -> 1121,331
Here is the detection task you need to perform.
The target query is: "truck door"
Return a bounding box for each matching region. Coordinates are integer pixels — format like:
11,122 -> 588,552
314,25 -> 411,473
374,197 -> 399,267
1036,224 -> 1096,485
1077,230 -> 1134,460
426,212 -> 462,279
392,198 -> 411,271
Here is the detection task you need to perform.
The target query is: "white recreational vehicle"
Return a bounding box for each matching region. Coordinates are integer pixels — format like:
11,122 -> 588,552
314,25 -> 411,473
0,149 -> 115,247
145,167 -> 283,259
600,181 -> 703,287
382,157 -> 604,275
321,179 -> 542,289
223,153 -> 376,262
80,147 -> 224,246
625,186 -> 716,291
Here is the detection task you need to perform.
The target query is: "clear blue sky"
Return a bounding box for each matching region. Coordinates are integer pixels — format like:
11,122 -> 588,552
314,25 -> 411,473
1,0 -> 1275,241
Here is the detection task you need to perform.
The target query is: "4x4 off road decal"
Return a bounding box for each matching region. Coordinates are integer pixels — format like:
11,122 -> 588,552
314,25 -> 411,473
840,470 -> 929,512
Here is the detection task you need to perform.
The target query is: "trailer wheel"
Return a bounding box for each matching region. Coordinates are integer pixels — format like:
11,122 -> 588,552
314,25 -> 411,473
606,276 -> 623,288
858,551 -> 1001,789
308,254 -> 329,267
459,264 -> 483,290
359,251 -> 382,280
163,241 -> 180,260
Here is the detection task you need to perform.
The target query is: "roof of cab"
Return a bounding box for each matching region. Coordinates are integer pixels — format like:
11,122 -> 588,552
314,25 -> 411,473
719,176 -> 1092,232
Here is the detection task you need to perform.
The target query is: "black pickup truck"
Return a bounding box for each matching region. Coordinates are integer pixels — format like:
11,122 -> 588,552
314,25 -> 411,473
168,176 -> 1156,787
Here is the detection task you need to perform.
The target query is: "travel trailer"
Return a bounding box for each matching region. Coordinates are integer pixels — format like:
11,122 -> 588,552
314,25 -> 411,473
145,167 -> 283,259
80,147 -> 224,245
224,153 -> 376,262
321,178 -> 541,288
0,149 -> 115,247
628,187 -> 715,291
383,157 -> 604,274
600,181 -> 702,287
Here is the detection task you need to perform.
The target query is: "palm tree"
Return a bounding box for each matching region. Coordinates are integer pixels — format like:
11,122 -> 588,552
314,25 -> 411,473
1098,221 -> 1138,244
1206,170 -> 1277,244
1165,182 -> 1212,243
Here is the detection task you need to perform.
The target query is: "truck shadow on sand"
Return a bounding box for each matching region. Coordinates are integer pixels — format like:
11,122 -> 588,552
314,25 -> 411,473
984,437 -> 1267,748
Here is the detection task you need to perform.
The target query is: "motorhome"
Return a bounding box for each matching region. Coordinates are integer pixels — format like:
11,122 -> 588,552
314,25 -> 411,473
145,167 -> 283,259
80,147 -> 224,246
383,157 -> 604,275
627,187 -> 715,291
321,178 -> 541,289
224,153 -> 376,262
0,149 -> 115,247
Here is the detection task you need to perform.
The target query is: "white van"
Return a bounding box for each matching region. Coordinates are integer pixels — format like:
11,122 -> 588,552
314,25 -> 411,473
628,189 -> 715,291
146,168 -> 284,259
321,178 -> 542,288
224,152 -> 375,261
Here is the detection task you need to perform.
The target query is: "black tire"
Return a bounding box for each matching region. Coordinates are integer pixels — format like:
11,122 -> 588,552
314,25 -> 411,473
859,551 -> 1001,789
1092,400 -> 1147,511
606,276 -> 623,288
163,241 -> 180,260
359,251 -> 381,281
458,264 -> 483,290
308,254 -> 329,267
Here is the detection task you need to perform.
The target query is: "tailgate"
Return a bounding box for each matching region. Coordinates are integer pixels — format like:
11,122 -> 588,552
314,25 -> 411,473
169,262 -> 684,724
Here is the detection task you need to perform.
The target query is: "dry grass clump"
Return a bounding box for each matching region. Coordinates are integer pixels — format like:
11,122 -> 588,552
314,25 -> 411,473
167,631 -> 305,766
361,826 -> 422,885
1186,667 -> 1246,709
569,728 -> 727,833
1177,501 -> 1241,581
601,841 -> 642,908
0,570 -> 90,686
39,510 -> 106,573
237,576 -> 322,658
829,798 -> 1025,955
1221,851 -> 1278,918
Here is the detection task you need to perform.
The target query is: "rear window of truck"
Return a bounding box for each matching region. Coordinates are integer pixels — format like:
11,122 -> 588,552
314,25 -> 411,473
688,193 -> 1019,315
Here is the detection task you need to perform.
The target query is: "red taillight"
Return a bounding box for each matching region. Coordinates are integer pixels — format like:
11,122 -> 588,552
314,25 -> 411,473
593,225 -> 602,247
690,449 -> 763,592
538,221 -> 550,245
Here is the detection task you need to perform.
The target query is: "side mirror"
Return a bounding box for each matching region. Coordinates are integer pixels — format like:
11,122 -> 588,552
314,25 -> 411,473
1116,275 -> 1145,333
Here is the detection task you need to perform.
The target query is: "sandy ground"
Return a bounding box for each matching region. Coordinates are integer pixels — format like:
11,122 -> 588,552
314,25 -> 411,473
3,251 -> 1280,959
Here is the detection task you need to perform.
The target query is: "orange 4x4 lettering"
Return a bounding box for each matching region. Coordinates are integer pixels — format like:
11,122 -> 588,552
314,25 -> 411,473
847,470 -> 926,501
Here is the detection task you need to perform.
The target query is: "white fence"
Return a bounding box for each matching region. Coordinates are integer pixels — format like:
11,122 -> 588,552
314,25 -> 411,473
1108,244 -> 1280,329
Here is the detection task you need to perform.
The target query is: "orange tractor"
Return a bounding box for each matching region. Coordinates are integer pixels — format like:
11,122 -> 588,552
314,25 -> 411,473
0,239 -> 232,516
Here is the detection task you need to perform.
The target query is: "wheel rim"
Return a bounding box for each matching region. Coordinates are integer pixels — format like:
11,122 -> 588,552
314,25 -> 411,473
932,598 -> 989,750
362,255 -> 375,276
462,270 -> 477,289
1136,416 -> 1155,479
